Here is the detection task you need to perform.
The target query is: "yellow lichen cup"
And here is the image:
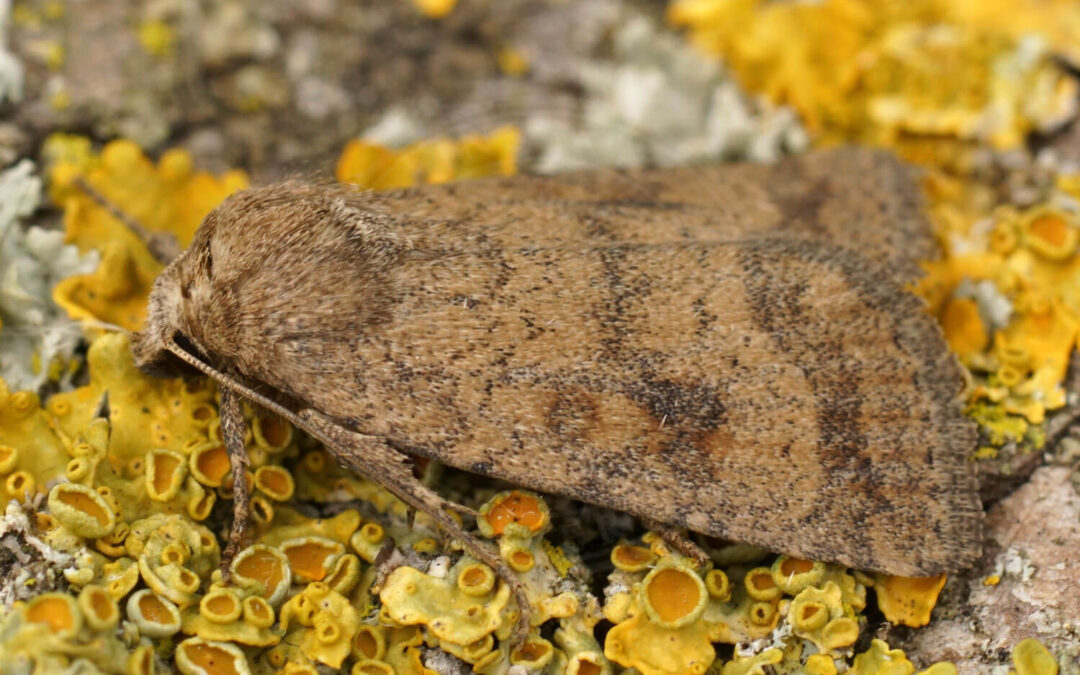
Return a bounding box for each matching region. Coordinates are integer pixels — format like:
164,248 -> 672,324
705,569 -> 731,601
610,543 -> 655,573
771,556 -> 825,595
792,600 -> 829,632
567,652 -> 605,675
477,490 -> 550,538
749,601 -> 777,626
253,414 -> 293,451
23,592 -> 82,638
242,595 -> 276,629
250,495 -> 275,525
505,545 -> 536,572
254,465 -> 295,501
1022,207 -> 1079,260
352,625 -> 387,661
640,562 -> 707,628
187,482 -> 216,521
48,483 -> 115,538
511,637 -> 555,670
280,537 -> 345,583
200,588 -> 243,624
188,441 -> 231,487
6,471 -> 35,501
230,544 -> 292,606
126,589 -> 182,638
175,637 -> 251,675
352,661 -> 394,675
743,567 -> 781,602
0,445 -> 18,474
325,554 -> 362,595
146,448 -> 188,501
78,584 -> 119,631
457,562 -> 497,596
128,644 -> 155,675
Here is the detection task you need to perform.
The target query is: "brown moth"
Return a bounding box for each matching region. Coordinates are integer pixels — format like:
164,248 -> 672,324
127,148 -> 982,641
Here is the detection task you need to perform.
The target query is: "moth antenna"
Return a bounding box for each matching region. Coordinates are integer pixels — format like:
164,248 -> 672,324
80,319 -> 131,335
166,339 -> 308,430
73,176 -> 182,264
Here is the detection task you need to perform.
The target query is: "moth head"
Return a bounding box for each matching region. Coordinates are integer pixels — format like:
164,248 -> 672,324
131,214 -> 218,378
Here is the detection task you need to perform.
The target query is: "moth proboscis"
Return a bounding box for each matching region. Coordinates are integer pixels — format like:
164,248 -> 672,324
97,147 -> 981,646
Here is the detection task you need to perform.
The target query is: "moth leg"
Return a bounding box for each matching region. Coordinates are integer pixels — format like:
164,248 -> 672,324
442,502 -> 479,517
218,386 -> 251,581
295,408 -> 532,646
643,517 -> 710,566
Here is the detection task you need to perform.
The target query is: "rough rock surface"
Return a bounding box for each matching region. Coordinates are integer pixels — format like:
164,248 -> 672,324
896,466 -> 1080,670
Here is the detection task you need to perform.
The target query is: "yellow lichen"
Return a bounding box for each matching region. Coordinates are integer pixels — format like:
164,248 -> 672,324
379,558 -> 511,647
77,585 -> 119,632
806,654 -> 840,675
771,555 -> 826,595
668,0 -> 1078,152
412,0 -> 457,19
130,514 -> 219,607
743,566 -> 781,602
230,544 -> 292,606
789,581 -> 859,654
254,464 -> 295,501
47,483 -> 116,539
720,649 -> 783,675
874,573 -> 948,627
127,589 -> 182,638
0,380 -> 72,504
146,448 -> 188,501
188,441 -> 231,488
477,489 -> 551,539
23,592 -> 81,637
336,126 -> 520,190
705,569 -> 731,601
1012,638 -> 1058,675
605,558 -> 716,675
180,586 -> 280,648
279,536 -> 346,583
642,563 -> 708,628
175,637 -> 252,675
851,639 -> 915,675
352,625 -> 388,661
611,543 -> 656,573
279,582 -> 360,669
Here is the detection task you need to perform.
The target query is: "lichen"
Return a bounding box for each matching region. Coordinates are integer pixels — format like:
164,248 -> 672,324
0,160 -> 97,392
873,574 -> 948,628
668,0 -> 1078,152
46,137 -> 247,331
1012,638 -> 1059,675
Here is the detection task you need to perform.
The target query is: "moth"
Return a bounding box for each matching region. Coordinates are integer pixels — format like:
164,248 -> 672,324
125,147 -> 982,641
